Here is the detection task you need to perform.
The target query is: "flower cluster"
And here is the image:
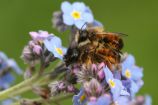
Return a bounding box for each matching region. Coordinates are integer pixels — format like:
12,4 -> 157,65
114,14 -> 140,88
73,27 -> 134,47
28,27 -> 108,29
0,1 -> 151,105
52,1 -> 103,32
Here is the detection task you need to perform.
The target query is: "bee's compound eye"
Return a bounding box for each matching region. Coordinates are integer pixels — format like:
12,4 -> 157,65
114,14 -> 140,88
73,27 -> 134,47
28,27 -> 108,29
118,39 -> 124,49
79,30 -> 89,42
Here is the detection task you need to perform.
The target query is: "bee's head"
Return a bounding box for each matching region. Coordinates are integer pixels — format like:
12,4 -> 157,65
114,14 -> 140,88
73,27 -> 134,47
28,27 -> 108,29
78,23 -> 89,42
64,48 -> 79,66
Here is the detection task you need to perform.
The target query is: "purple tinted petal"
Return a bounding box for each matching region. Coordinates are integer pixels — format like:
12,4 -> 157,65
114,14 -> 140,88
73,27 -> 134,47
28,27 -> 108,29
97,95 -> 111,105
103,66 -> 113,82
87,101 -> 97,105
29,32 -> 38,40
113,71 -> 121,80
122,79 -> 131,89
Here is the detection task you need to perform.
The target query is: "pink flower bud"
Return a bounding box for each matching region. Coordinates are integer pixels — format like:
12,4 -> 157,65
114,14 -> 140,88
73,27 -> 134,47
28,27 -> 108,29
97,70 -> 105,80
33,45 -> 42,55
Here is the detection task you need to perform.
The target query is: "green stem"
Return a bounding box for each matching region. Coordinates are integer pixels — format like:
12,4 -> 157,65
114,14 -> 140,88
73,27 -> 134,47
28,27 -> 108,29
11,94 -> 73,105
0,74 -> 38,101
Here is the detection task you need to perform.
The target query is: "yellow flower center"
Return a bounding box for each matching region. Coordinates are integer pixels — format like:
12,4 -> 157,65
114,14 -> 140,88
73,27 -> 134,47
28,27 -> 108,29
109,79 -> 116,88
55,48 -> 63,56
125,69 -> 131,79
71,10 -> 81,20
80,94 -> 86,102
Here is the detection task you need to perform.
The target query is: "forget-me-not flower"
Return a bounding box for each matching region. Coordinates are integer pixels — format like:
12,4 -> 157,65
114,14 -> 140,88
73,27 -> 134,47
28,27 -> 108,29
61,1 -> 94,29
44,36 -> 67,60
73,88 -> 86,105
87,94 -> 111,105
103,66 -> 123,101
121,54 -> 143,97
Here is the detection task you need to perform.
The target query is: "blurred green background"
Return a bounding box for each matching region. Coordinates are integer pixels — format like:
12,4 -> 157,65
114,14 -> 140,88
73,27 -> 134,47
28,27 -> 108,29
0,0 -> 158,104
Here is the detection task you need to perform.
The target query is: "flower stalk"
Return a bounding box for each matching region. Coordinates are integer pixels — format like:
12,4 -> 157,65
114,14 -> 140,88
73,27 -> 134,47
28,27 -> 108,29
11,93 -> 73,105
0,74 -> 38,101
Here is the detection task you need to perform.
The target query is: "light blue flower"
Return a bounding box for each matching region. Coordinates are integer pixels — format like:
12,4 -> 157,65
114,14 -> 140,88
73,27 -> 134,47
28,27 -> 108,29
103,66 -> 123,101
61,1 -> 94,29
115,96 -> 130,105
44,36 -> 67,60
73,88 -> 86,105
121,54 -> 143,97
87,94 -> 111,105
121,54 -> 143,81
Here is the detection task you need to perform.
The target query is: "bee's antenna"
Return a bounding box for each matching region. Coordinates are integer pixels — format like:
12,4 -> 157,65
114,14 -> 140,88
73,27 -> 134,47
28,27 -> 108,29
79,22 -> 88,35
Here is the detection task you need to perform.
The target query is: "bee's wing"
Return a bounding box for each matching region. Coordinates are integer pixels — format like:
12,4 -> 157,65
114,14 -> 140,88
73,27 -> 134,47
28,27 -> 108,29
97,32 -> 128,37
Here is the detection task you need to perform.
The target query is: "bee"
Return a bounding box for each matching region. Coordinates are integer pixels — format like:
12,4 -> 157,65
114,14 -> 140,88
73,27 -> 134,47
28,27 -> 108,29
64,26 -> 126,69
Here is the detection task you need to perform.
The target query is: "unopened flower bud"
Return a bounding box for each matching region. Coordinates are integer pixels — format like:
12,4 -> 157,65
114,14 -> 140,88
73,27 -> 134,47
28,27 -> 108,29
97,70 -> 105,80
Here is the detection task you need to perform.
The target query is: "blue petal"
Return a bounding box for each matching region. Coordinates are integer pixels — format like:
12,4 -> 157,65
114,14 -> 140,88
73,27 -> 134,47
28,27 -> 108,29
63,14 -> 74,25
7,59 -> 22,75
82,12 -> 94,23
73,89 -> 85,105
111,79 -> 122,101
2,99 -> 13,105
145,95 -> 152,105
97,95 -> 111,105
62,47 -> 67,55
120,87 -> 130,96
116,96 -> 129,105
75,20 -> 87,29
131,66 -> 143,81
0,52 -> 8,61
130,81 -> 139,97
122,54 -> 135,71
93,20 -> 103,27
44,36 -> 62,52
61,1 -> 72,13
0,73 -> 14,89
72,2 -> 86,12
1,73 -> 14,84
85,7 -> 92,13
103,66 -> 114,82
44,36 -> 65,60
87,102 -> 97,105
